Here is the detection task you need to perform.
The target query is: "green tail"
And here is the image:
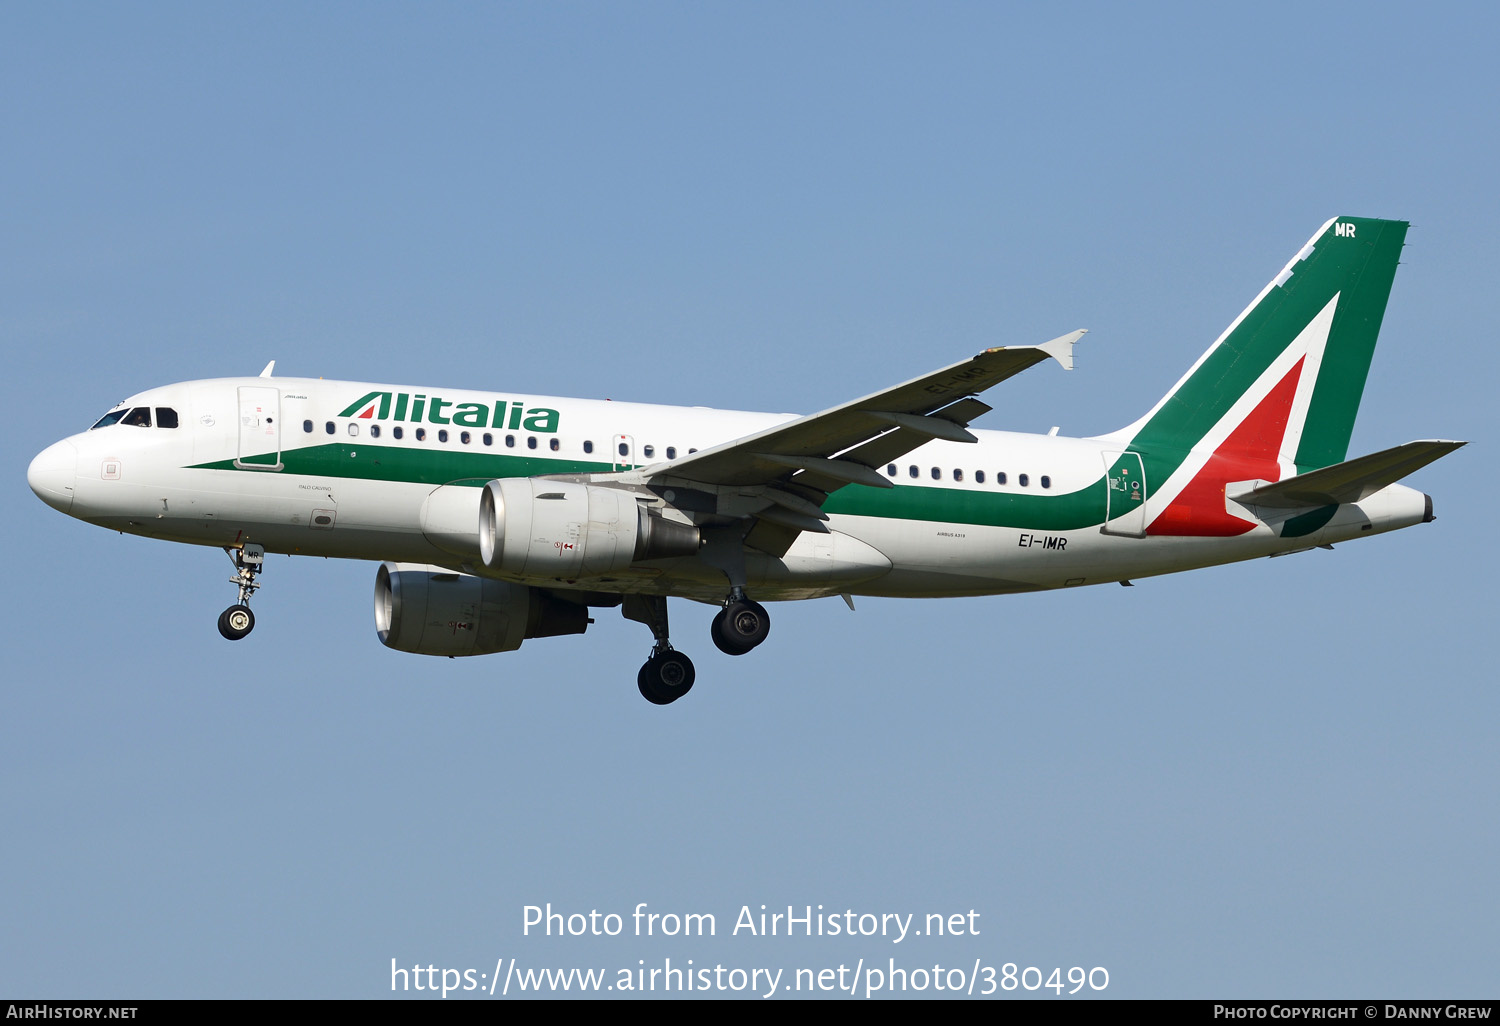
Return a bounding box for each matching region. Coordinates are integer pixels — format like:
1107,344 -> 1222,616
1122,216 -> 1408,473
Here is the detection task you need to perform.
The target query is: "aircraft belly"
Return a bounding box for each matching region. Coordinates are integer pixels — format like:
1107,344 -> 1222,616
824,515 -> 1287,595
828,514 -> 1087,593
744,530 -> 892,588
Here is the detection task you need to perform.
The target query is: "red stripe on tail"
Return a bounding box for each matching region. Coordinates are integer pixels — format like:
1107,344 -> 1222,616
1146,358 -> 1304,537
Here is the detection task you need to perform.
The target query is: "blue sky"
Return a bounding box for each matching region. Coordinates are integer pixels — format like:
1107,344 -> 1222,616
3,2 -> 1495,999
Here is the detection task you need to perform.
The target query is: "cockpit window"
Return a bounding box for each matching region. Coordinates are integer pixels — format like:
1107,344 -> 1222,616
92,406 -> 175,429
90,409 -> 128,430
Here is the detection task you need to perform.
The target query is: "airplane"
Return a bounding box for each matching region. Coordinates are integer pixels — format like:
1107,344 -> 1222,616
27,216 -> 1464,705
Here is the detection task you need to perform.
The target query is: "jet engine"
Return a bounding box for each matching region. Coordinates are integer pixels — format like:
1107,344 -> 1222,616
374,562 -> 588,657
479,478 -> 699,578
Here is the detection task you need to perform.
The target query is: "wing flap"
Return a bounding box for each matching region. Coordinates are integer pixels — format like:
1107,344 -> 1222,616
868,411 -> 978,443
930,397 -> 994,425
755,453 -> 896,489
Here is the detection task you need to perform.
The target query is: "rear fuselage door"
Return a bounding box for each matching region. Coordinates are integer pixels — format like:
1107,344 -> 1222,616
236,386 -> 283,470
1101,451 -> 1147,537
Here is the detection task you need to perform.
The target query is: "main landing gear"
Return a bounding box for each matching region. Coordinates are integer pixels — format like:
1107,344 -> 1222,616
639,648 -> 696,706
623,590 -> 773,705
217,543 -> 264,641
710,590 -> 770,656
624,595 -> 695,705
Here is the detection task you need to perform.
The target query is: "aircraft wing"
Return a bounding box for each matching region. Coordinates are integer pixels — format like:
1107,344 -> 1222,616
645,330 -> 1084,497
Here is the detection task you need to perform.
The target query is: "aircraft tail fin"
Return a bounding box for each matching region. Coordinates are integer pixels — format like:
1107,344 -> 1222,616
1114,216 -> 1409,472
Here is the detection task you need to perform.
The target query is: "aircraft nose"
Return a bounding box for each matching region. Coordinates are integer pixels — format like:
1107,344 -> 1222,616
28,439 -> 77,514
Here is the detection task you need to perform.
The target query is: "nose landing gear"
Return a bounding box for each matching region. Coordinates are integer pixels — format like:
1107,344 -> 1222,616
217,604 -> 255,641
218,543 -> 264,641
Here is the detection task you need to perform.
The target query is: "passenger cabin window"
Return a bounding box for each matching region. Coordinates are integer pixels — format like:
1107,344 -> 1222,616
370,424 -> 381,438
667,447 -> 677,459
887,464 -> 897,476
996,472 -> 1007,485
438,429 -> 449,442
483,433 -> 493,446
975,470 -> 985,483
505,435 -> 515,448
123,407 -> 151,427
643,445 -> 655,458
393,426 -> 404,439
415,428 -> 427,441
1041,475 -> 1051,489
549,438 -> 559,451
155,408 -> 179,428
348,423 -> 359,437
91,409 -> 128,430
583,440 -> 594,454
325,421 -> 335,434
1019,474 -> 1029,487
908,465 -> 919,478
303,420 -> 314,433
527,436 -> 537,449
953,468 -> 963,482
461,431 -> 471,444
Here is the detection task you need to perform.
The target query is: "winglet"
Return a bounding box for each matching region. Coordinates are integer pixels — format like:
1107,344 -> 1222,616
1041,329 -> 1085,370
1005,329 -> 1085,371
259,360 -> 276,378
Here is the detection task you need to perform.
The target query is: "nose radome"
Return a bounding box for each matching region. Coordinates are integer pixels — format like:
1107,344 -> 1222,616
28,439 -> 77,514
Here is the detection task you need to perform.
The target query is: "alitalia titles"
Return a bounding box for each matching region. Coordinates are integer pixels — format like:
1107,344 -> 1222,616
338,391 -> 560,432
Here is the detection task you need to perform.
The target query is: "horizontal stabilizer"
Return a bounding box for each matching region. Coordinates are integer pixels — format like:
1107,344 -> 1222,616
1231,440 -> 1466,509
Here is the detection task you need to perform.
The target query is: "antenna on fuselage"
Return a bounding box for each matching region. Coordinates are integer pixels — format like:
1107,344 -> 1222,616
259,360 -> 275,378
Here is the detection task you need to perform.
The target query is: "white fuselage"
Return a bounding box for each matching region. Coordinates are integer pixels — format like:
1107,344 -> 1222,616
29,376 -> 1431,604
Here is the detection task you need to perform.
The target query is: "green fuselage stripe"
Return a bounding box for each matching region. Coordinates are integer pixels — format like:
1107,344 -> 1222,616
191,443 -> 1115,531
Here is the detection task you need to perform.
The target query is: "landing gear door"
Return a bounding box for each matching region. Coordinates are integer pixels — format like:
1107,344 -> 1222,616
236,386 -> 283,471
1101,451 -> 1147,538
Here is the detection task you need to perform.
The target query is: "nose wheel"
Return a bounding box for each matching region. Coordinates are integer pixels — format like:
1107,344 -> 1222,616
218,543 -> 265,641
218,604 -> 255,641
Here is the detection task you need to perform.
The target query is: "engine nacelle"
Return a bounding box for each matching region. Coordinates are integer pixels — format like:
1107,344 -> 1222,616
479,479 -> 699,578
374,562 -> 588,657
